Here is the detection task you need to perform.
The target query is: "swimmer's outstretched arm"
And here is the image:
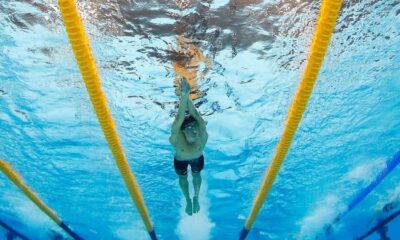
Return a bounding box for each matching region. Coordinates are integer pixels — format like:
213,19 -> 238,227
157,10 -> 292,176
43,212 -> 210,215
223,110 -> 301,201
184,79 -> 208,146
170,80 -> 190,145
187,97 -> 205,130
187,97 -> 208,147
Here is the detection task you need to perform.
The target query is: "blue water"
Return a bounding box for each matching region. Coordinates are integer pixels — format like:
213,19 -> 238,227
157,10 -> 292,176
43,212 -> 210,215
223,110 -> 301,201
0,0 -> 399,239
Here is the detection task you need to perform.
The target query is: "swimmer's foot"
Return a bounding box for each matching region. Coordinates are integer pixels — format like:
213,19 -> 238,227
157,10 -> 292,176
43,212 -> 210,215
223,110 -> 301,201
185,199 -> 193,216
193,196 -> 200,213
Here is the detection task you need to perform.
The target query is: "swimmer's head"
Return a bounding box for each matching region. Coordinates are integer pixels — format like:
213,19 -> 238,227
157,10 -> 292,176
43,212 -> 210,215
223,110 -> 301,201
181,115 -> 198,143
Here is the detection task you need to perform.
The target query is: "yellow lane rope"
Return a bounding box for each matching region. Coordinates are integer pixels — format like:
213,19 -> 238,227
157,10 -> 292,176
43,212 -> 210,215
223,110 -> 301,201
241,0 -> 343,237
0,160 -> 62,224
57,0 -> 155,236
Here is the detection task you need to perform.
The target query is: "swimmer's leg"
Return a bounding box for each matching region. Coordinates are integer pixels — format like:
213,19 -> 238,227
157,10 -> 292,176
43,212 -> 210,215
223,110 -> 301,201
192,172 -> 202,213
179,175 -> 192,215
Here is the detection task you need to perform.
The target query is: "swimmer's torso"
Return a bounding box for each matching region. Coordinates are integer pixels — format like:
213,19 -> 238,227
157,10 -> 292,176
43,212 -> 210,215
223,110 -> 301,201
173,127 -> 206,161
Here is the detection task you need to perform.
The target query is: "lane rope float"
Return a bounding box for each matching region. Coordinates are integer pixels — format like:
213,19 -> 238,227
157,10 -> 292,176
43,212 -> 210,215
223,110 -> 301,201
239,0 -> 343,239
0,160 -> 83,240
57,1 -> 156,239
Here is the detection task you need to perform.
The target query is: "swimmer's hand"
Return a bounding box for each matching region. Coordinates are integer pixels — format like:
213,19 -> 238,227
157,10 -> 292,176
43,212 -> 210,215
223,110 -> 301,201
179,78 -> 191,97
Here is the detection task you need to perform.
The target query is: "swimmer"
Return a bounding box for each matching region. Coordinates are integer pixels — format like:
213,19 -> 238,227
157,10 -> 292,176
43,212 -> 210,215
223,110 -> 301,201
170,78 -> 208,215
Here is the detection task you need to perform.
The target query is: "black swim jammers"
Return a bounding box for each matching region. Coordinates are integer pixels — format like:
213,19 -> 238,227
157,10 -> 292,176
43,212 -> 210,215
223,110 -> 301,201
174,155 -> 204,176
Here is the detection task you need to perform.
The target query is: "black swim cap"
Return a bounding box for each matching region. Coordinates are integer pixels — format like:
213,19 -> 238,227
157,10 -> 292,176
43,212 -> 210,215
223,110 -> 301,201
181,115 -> 196,129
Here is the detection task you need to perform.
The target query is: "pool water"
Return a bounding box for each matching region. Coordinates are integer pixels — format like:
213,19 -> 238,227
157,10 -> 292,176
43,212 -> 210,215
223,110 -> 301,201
0,0 -> 399,239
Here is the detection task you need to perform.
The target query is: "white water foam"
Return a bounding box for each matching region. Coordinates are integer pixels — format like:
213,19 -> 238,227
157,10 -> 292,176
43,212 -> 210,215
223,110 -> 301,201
296,157 -> 391,239
344,157 -> 386,183
297,195 -> 345,239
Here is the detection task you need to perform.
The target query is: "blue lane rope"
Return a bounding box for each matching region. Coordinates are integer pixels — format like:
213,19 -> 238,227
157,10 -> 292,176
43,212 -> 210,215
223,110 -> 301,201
357,209 -> 400,240
59,222 -> 83,240
336,151 -> 400,222
0,220 -> 30,240
239,228 -> 250,240
149,230 -> 157,240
